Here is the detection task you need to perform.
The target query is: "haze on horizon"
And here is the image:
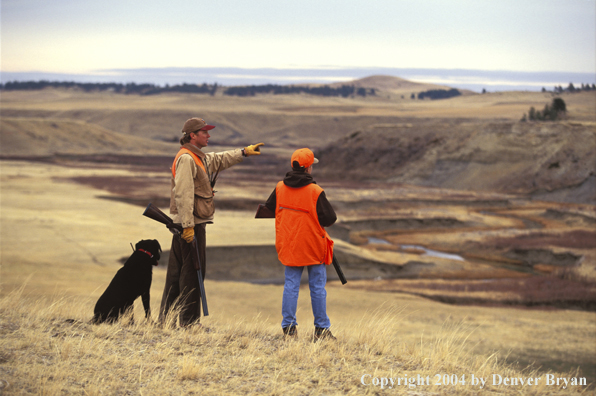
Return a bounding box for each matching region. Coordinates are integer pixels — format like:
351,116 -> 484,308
1,0 -> 595,82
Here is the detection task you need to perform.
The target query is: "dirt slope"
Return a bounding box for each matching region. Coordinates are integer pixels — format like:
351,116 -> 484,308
317,120 -> 596,204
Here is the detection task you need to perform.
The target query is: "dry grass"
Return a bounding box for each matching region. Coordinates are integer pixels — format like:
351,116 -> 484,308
1,85 -> 595,394
1,159 -> 595,394
1,88 -> 594,121
1,285 -> 591,396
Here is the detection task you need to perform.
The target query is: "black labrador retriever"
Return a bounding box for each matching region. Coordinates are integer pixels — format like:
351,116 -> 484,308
93,239 -> 161,324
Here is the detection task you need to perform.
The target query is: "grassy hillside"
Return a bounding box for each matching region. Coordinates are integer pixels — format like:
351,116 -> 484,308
2,87 -> 594,204
2,87 -> 594,149
2,284 -> 592,395
1,161 -> 594,394
0,117 -> 178,157
1,84 -> 595,394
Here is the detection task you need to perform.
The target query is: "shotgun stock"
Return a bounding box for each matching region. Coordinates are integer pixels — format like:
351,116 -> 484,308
143,203 -> 209,316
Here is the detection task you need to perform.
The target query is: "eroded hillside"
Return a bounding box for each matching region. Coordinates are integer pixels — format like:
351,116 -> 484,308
317,120 -> 596,204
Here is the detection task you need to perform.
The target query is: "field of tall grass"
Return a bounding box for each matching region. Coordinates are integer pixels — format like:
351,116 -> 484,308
1,280 -> 592,395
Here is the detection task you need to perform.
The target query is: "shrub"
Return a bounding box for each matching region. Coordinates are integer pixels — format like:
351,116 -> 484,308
522,98 -> 567,122
417,89 -> 461,100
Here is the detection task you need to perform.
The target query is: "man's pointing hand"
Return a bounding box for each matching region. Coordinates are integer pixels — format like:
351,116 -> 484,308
244,143 -> 265,156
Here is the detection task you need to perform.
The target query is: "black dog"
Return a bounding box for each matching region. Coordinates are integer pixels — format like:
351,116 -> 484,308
93,239 -> 161,324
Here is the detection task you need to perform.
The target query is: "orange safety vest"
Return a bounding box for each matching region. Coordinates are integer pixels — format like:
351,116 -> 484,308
275,181 -> 333,266
172,148 -> 206,177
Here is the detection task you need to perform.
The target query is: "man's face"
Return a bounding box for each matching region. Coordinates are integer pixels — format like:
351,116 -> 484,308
190,129 -> 210,148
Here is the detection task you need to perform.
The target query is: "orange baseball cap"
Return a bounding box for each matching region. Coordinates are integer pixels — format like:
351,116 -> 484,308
291,148 -> 319,169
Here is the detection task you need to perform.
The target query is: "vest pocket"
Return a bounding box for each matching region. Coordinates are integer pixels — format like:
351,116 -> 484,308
278,204 -> 309,214
324,234 -> 334,265
193,174 -> 214,218
193,194 -> 215,218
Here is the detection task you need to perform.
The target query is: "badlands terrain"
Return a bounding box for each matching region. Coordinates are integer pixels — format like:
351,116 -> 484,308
1,76 -> 595,390
2,76 -> 594,297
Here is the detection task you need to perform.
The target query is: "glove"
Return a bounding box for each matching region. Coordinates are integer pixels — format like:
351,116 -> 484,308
181,227 -> 194,243
244,143 -> 264,156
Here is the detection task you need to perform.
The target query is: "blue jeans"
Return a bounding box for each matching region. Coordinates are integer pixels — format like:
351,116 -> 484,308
281,264 -> 331,329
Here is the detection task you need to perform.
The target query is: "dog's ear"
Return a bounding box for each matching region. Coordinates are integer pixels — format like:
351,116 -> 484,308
135,240 -> 151,251
152,240 -> 161,262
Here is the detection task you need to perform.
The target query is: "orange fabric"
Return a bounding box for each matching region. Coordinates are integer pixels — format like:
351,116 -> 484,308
275,181 -> 333,266
172,148 -> 206,177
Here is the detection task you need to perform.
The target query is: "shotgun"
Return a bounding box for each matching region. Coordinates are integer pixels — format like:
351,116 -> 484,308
332,254 -> 347,285
143,203 -> 209,316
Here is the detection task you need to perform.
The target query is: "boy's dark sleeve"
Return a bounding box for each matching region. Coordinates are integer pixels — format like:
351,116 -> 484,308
317,191 -> 337,227
264,188 -> 277,212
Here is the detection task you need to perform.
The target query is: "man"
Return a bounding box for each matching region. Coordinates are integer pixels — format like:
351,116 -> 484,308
264,148 -> 337,340
160,117 -> 264,326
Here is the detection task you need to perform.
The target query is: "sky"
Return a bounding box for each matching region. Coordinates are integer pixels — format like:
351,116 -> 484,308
1,0 -> 595,85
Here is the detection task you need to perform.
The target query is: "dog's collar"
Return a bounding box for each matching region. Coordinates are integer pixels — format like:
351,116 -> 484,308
137,249 -> 154,259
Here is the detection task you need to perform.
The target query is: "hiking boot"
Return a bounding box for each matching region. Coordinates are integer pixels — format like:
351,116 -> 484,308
282,325 -> 297,337
314,327 -> 336,341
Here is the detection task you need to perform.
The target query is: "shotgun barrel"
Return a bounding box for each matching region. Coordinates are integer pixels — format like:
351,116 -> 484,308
143,203 -> 183,233
191,238 -> 209,316
332,254 -> 347,285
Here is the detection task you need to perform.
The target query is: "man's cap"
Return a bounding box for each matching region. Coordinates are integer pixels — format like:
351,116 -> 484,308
291,148 -> 319,169
182,118 -> 215,134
